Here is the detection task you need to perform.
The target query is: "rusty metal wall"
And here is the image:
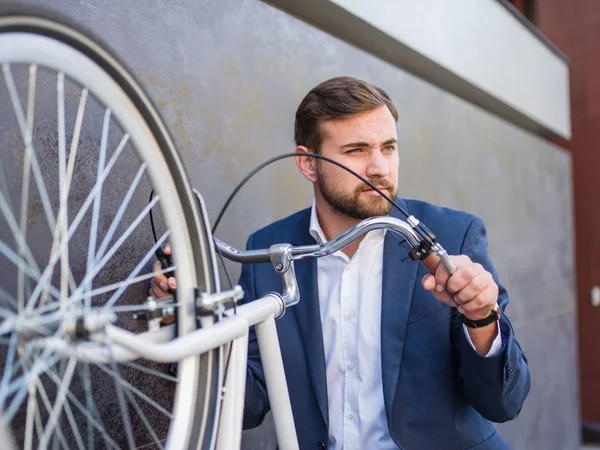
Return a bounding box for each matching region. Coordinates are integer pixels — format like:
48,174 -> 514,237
6,0 -> 578,448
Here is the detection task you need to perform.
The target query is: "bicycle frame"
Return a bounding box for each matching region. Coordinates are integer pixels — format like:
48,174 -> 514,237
37,215 -> 455,449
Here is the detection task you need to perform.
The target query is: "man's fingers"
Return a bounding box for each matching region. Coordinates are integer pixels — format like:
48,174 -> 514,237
433,255 -> 470,292
168,277 -> 177,290
456,284 -> 499,318
164,243 -> 171,255
422,274 -> 437,291
452,272 -> 491,304
447,263 -> 484,294
153,261 -> 169,289
431,289 -> 458,307
433,261 -> 451,292
150,278 -> 170,299
422,274 -> 456,306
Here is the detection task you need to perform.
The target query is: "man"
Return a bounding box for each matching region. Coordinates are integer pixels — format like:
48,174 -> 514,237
152,76 -> 530,449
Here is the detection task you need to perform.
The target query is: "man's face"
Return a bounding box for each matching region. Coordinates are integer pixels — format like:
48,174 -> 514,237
315,106 -> 399,219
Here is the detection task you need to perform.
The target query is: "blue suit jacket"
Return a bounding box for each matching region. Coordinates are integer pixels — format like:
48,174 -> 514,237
239,198 -> 530,450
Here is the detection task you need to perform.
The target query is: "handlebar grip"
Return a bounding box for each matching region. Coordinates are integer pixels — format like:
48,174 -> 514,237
421,252 -> 457,276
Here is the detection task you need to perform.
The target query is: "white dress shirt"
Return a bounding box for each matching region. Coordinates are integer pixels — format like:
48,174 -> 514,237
309,203 -> 502,450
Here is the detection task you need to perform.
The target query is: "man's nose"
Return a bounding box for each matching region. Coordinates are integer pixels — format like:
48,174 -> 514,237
365,150 -> 390,179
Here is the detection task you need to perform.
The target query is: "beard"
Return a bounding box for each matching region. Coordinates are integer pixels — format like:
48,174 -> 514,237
316,169 -> 397,220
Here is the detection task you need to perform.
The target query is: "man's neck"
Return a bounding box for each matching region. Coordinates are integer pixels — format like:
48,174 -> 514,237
314,197 -> 363,258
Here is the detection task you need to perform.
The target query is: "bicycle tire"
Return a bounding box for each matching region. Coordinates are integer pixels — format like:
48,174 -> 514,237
0,3 -> 222,449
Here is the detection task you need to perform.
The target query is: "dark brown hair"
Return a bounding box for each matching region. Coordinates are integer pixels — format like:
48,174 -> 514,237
294,76 -> 398,152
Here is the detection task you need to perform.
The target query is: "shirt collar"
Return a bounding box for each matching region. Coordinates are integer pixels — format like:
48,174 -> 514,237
309,200 -> 326,244
309,200 -> 386,246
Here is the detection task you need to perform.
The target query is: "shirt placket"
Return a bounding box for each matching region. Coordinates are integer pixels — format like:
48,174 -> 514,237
340,257 -> 360,449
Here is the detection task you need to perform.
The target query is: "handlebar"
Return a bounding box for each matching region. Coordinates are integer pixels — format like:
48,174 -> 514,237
214,216 -> 456,275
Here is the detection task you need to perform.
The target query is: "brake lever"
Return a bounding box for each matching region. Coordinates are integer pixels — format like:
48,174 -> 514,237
406,216 -> 457,276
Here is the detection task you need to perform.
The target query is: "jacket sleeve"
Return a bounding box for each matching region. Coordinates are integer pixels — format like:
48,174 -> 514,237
451,216 -> 531,423
238,233 -> 271,429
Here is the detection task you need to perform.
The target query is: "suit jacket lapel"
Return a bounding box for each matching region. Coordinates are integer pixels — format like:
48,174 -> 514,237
290,211 -> 329,428
381,202 -> 419,424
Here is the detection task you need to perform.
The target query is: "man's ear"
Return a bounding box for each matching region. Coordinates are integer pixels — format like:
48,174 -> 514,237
294,145 -> 318,183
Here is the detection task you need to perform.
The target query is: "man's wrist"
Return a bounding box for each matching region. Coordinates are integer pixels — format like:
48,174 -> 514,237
459,304 -> 500,328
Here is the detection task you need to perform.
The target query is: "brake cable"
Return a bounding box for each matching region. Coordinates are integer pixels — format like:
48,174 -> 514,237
147,151 -> 446,382
212,152 -> 440,261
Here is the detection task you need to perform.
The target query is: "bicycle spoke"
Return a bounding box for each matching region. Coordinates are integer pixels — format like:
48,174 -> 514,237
0,188 -> 41,275
48,381 -> 86,450
30,363 -> 78,450
60,87 -> 89,297
57,87 -> 90,308
4,344 -> 53,398
39,86 -> 90,310
95,362 -> 173,418
0,239 -> 61,302
79,362 -> 108,450
0,285 -> 18,309
20,354 -> 70,450
84,265 -> 174,300
45,77 -> 78,307
4,63 -> 77,311
120,375 -> 165,450
17,64 -> 37,313
122,361 -> 178,383
94,163 -> 147,265
22,352 -> 69,450
3,64 -> 56,234
0,188 -> 55,306
3,352 -> 60,421
64,196 -> 160,309
43,367 -> 120,450
25,134 -> 129,312
23,62 -> 37,361
57,72 -> 70,312
108,301 -> 179,313
38,357 -> 77,448
84,109 -> 111,309
105,346 -> 136,450
82,363 -> 95,450
24,380 -> 41,450
0,333 -> 18,409
103,231 -> 170,310
67,88 -> 88,191
2,349 -> 54,403
34,196 -> 163,316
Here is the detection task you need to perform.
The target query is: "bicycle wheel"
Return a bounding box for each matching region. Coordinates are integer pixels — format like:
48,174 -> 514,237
0,3 -> 222,449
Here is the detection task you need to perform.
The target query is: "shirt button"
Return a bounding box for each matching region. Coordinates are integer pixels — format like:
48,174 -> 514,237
344,314 -> 352,321
347,363 -> 355,370
347,413 -> 355,420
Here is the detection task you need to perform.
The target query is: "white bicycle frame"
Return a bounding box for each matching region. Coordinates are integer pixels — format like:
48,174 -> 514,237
43,214 -> 454,450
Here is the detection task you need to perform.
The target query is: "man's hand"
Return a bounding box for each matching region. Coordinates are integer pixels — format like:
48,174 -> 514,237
421,255 -> 500,356
150,244 -> 177,300
421,255 -> 498,320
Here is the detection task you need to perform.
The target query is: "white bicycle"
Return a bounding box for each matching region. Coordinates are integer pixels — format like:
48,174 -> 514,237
0,4 -> 456,449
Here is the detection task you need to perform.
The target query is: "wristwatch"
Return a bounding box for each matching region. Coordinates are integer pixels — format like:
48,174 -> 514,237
459,304 -> 501,328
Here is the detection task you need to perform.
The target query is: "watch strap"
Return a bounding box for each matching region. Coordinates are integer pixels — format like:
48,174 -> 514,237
459,305 -> 500,328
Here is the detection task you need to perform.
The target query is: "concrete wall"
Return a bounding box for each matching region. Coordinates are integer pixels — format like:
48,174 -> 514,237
13,0 -> 578,448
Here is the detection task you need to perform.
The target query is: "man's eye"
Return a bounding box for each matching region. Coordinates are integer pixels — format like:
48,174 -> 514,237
346,148 -> 361,154
383,145 -> 396,152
